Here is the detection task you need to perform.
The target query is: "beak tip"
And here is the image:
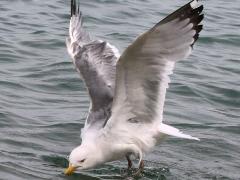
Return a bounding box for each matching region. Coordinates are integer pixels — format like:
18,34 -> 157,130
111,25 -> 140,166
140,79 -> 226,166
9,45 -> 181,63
64,169 -> 73,176
64,165 -> 76,176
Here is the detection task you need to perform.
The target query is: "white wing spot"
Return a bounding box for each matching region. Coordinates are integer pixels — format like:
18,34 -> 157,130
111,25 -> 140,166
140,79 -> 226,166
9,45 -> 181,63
190,0 -> 198,9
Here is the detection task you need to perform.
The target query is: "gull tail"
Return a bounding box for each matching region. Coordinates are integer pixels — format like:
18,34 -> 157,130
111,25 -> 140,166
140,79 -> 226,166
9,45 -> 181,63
159,123 -> 200,141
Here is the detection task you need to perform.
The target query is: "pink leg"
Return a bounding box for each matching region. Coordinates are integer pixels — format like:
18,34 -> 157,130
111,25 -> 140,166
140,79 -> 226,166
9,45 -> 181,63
133,160 -> 144,176
126,155 -> 132,170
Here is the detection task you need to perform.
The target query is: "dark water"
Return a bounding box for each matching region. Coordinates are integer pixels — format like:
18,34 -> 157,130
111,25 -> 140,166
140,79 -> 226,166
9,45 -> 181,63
0,0 -> 239,179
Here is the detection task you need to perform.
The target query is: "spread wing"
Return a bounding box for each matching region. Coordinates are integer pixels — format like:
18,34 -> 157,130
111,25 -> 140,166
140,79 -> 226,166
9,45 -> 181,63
66,0 -> 120,138
106,0 -> 204,128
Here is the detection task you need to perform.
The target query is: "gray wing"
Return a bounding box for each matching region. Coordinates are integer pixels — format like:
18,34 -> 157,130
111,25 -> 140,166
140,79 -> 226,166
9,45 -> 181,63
66,0 -> 120,134
106,0 -> 204,128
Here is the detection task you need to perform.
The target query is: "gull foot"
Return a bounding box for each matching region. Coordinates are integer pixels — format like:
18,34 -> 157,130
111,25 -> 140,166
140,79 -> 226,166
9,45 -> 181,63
133,160 -> 144,177
126,155 -> 133,170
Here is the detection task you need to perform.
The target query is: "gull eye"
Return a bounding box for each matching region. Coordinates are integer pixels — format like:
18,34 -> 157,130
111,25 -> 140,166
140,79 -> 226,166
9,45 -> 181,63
79,159 -> 86,163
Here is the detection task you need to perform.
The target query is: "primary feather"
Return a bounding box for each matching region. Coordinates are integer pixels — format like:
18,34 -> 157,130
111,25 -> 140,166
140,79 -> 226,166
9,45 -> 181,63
66,0 -> 120,140
106,0 -> 204,127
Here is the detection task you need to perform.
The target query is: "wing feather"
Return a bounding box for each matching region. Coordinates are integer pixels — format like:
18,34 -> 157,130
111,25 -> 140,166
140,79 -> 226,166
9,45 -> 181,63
106,0 -> 204,128
66,0 -> 120,134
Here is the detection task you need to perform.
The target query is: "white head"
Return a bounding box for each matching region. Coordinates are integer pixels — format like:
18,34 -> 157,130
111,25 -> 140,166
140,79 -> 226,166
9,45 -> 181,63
64,143 -> 102,175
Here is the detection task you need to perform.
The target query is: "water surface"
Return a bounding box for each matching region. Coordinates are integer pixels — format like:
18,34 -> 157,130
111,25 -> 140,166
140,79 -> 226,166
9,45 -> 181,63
0,0 -> 239,179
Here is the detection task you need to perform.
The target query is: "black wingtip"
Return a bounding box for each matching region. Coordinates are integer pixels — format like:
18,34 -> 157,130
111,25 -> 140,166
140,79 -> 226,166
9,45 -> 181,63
193,5 -> 204,14
187,1 -> 204,48
194,24 -> 203,33
191,33 -> 200,48
71,0 -> 75,16
193,33 -> 199,42
71,0 -> 79,17
196,14 -> 204,24
71,0 -> 73,16
153,0 -> 204,48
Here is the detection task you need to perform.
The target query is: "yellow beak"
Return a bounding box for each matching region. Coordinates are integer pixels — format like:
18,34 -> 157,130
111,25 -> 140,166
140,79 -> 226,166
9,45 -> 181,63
64,164 -> 77,175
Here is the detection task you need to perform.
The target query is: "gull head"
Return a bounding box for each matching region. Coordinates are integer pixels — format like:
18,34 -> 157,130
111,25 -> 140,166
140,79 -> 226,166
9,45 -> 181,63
64,143 -> 102,175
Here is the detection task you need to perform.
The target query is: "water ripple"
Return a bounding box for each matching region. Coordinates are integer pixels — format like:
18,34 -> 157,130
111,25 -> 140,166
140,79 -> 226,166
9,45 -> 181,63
0,0 -> 239,179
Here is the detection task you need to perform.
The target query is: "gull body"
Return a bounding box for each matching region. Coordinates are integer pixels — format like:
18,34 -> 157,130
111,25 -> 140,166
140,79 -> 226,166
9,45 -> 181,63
68,121 -> 162,171
65,0 -> 204,175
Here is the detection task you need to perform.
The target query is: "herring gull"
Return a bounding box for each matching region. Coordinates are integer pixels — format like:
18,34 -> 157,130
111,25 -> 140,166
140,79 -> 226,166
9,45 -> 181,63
65,0 -> 204,176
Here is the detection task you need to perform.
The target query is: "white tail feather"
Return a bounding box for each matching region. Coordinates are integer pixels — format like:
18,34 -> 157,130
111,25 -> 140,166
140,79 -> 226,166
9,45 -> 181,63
159,123 -> 200,141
